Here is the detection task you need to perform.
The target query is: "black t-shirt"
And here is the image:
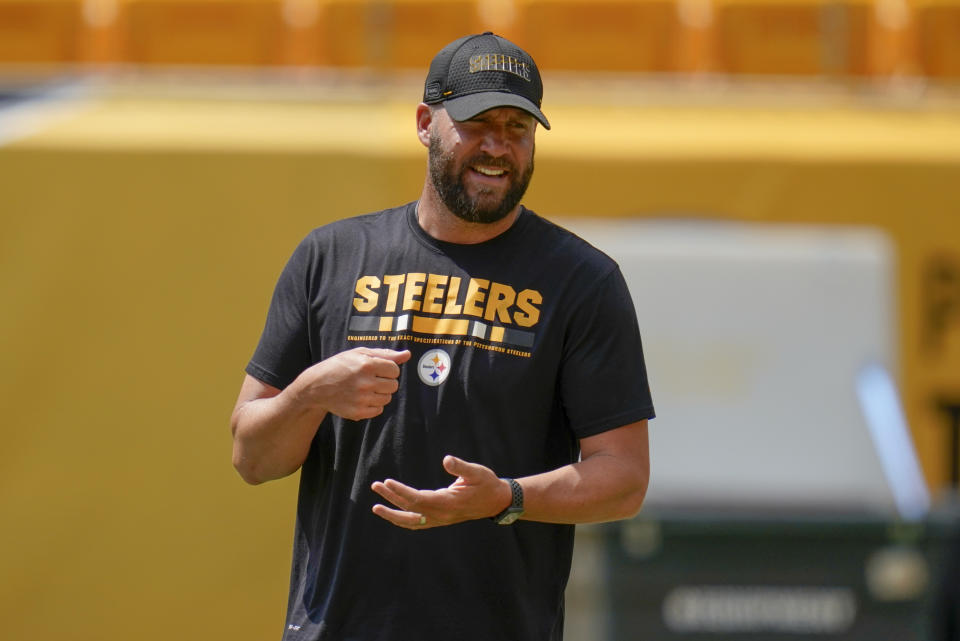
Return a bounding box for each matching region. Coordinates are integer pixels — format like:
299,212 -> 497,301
247,202 -> 655,641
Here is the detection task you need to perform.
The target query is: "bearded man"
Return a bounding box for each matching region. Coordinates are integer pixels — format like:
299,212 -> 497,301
231,32 -> 655,641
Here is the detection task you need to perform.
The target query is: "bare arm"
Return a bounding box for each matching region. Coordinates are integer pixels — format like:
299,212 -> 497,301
520,420 -> 649,523
371,419 -> 649,528
230,375 -> 323,485
231,347 -> 411,485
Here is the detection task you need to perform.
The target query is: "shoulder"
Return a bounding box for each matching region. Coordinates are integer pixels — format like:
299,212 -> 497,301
277,204 -> 412,279
519,208 -> 620,278
303,203 -> 411,247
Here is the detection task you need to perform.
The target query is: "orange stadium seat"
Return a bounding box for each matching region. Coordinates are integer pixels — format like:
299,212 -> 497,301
119,0 -> 287,66
914,0 -> 960,78
515,0 -> 682,72
864,0 -> 915,76
320,0 -> 486,68
0,0 -> 84,63
713,0 -> 873,76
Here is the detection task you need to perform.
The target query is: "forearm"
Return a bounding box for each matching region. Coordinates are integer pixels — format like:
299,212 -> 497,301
231,348 -> 410,485
517,421 -> 650,524
368,422 -> 649,530
231,380 -> 327,485
518,455 -> 648,524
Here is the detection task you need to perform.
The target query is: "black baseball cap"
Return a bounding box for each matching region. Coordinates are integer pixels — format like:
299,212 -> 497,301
423,32 -> 550,130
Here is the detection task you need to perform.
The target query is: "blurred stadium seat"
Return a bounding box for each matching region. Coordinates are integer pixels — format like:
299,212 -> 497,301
914,0 -> 960,78
320,0 -> 485,68
713,0 -> 873,75
119,0 -> 287,66
516,0 -> 682,72
0,0 -> 958,81
866,0 -> 915,76
0,0 -> 84,63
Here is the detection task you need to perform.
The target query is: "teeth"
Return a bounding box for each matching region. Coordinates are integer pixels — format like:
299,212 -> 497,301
475,167 -> 505,177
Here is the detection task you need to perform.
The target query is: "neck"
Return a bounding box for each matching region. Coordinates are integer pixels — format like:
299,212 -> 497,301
416,183 -> 521,245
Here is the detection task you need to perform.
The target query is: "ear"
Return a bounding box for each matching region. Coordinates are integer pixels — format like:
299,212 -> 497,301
416,103 -> 432,149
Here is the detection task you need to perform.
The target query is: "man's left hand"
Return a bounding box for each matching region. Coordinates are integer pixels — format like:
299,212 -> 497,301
371,456 -> 512,529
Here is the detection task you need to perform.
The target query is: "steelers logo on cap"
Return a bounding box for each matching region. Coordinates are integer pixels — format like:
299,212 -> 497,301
418,349 -> 452,386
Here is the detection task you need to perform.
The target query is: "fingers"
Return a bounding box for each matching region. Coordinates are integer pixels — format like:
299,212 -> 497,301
348,402 -> 388,421
371,503 -> 428,530
370,377 -> 400,395
371,479 -> 434,530
363,356 -> 402,380
370,456 -> 502,530
354,349 -> 410,383
318,348 -> 410,420
371,479 -> 420,508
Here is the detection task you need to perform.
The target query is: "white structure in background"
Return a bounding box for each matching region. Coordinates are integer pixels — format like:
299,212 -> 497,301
560,219 -> 930,519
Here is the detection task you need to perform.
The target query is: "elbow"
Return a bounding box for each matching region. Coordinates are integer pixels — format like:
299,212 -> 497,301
236,469 -> 267,486
230,417 -> 273,485
231,438 -> 300,485
619,446 -> 651,519
233,450 -> 267,485
231,436 -> 276,485
615,470 -> 650,520
231,426 -> 260,484
231,418 -> 265,484
617,489 -> 647,520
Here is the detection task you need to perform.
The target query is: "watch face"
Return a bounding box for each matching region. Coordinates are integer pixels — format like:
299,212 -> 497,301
498,510 -> 523,525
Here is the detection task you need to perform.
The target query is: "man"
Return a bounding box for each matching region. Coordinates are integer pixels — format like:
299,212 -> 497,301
231,32 -> 655,641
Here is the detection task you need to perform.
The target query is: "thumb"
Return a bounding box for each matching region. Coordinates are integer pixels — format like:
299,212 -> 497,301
391,349 -> 413,364
362,348 -> 412,364
443,455 -> 488,480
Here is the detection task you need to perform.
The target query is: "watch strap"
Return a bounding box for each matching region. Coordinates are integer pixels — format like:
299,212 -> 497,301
491,478 -> 524,524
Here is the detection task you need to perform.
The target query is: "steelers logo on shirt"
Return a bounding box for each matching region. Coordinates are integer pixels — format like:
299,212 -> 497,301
418,349 -> 451,386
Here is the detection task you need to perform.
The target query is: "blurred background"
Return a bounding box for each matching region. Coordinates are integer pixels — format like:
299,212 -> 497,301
1,0 -> 959,639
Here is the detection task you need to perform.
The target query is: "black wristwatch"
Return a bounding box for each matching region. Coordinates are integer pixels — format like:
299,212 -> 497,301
491,478 -> 524,525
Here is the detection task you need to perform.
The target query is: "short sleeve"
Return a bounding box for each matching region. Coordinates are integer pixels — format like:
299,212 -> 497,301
245,237 -> 315,389
560,266 -> 655,438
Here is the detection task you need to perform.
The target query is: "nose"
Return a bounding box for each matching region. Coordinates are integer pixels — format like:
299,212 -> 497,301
478,123 -> 510,157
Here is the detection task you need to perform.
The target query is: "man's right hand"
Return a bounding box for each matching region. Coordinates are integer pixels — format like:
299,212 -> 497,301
231,347 -> 411,484
295,348 -> 411,420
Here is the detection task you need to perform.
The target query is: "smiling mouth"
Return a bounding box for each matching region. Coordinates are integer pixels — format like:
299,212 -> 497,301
472,165 -> 508,177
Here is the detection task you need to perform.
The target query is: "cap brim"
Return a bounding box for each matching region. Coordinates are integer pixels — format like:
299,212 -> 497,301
443,92 -> 550,130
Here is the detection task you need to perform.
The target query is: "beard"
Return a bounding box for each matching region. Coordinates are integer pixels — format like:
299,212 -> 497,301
428,134 -> 534,225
